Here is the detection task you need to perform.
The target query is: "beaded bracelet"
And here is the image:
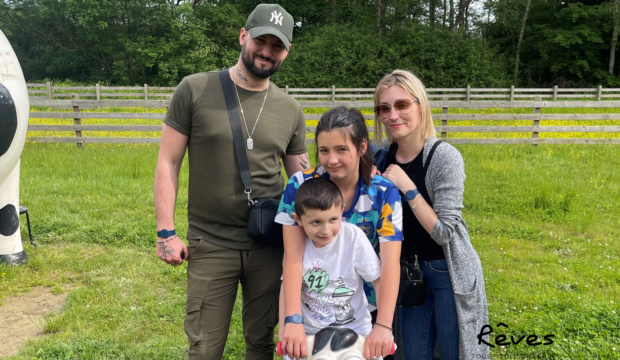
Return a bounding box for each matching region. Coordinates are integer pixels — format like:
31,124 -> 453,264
156,235 -> 178,244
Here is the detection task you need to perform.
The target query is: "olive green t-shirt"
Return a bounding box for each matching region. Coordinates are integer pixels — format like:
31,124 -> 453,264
164,71 -> 307,250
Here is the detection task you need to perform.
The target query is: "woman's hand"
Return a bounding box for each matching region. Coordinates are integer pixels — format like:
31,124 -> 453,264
382,164 -> 416,193
364,324 -> 394,359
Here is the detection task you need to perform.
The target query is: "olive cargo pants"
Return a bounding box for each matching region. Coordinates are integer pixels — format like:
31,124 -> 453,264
185,239 -> 284,360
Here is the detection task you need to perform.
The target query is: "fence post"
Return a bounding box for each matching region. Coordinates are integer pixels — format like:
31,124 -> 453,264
331,85 -> 336,103
166,95 -> 172,110
285,85 -> 289,94
597,85 -> 602,101
553,85 -> 558,101
144,84 -> 149,100
532,95 -> 541,146
466,85 -> 471,102
46,82 -> 52,100
72,94 -> 82,148
96,83 -> 101,101
441,107 -> 448,139
510,85 -> 515,102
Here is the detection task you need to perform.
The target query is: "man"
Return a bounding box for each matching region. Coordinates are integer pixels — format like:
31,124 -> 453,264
153,4 -> 309,359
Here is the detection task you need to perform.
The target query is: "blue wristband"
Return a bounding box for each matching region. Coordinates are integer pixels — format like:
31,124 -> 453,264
284,314 -> 304,325
157,229 -> 176,238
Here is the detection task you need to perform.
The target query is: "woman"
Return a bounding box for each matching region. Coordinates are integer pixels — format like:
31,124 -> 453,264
372,70 -> 489,360
276,106 -> 403,360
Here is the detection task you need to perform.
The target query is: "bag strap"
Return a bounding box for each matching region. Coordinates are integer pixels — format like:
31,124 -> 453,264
423,140 -> 443,172
218,69 -> 254,205
405,139 -> 444,268
409,140 -> 442,269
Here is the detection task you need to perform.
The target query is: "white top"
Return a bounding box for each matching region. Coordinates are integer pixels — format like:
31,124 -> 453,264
301,222 -> 381,337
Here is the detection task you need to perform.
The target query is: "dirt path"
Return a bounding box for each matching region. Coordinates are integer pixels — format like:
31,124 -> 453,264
0,287 -> 69,358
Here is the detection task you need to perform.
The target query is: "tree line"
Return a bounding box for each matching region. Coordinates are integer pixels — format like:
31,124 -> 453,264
0,0 -> 618,88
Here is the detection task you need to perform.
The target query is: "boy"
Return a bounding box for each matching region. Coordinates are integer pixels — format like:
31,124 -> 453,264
279,178 -> 382,356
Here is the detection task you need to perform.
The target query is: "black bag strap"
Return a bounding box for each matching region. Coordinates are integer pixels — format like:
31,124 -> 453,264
219,69 -> 254,204
423,140 -> 443,171
404,139 -> 444,271
410,140 -> 443,262
409,140 -> 442,270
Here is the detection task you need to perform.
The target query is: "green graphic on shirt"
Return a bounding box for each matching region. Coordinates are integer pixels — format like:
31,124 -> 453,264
303,268 -> 329,296
330,278 -> 356,326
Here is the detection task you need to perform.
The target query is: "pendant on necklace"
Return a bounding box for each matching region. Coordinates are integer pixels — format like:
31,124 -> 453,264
247,137 -> 254,151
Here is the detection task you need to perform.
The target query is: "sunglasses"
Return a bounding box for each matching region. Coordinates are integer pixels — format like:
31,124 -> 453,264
374,99 -> 419,120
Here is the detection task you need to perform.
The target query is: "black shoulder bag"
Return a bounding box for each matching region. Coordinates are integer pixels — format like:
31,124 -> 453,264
396,140 -> 443,307
219,69 -> 283,248
397,251 -> 425,307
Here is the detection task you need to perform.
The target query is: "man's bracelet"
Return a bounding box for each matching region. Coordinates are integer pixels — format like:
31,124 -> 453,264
373,322 -> 393,332
156,235 -> 178,243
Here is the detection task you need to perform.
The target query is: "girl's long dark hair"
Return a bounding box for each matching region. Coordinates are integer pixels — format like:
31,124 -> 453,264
315,106 -> 374,186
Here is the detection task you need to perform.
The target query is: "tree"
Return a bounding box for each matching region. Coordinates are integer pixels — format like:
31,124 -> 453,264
486,0 -> 620,86
452,0 -> 476,30
1,0 -> 511,86
514,0 -> 532,82
272,22 -> 509,88
609,0 -> 619,74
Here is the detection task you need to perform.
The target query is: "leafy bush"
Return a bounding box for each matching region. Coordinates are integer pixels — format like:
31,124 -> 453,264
273,23 -> 509,88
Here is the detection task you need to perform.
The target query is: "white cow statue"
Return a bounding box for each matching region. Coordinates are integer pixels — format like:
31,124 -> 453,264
0,29 -> 29,264
278,327 -> 395,360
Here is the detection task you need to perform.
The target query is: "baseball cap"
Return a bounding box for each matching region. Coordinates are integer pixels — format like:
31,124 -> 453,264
245,4 -> 293,50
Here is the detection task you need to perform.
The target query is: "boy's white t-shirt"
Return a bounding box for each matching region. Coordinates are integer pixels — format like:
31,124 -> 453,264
301,222 -> 381,337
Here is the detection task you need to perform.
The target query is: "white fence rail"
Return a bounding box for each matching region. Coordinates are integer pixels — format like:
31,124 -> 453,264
27,83 -> 620,102
26,97 -> 620,145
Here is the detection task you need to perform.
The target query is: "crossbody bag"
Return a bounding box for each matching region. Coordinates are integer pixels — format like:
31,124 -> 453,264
218,69 -> 284,248
397,140 -> 443,307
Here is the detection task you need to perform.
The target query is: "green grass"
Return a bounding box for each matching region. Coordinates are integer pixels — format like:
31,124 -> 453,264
1,142 -> 618,359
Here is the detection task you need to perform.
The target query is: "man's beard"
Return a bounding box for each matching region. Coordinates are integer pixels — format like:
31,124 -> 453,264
241,45 -> 282,79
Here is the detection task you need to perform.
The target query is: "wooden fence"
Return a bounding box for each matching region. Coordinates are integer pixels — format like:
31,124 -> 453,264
26,97 -> 620,145
26,83 -> 620,101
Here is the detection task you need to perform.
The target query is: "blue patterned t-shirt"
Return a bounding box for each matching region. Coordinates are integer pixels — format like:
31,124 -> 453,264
275,165 -> 404,307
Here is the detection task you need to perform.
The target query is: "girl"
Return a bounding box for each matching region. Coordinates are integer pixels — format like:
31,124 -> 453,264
276,106 -> 403,360
372,69 -> 489,360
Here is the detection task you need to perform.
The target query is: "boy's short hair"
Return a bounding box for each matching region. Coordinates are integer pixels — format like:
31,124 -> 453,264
294,178 -> 344,217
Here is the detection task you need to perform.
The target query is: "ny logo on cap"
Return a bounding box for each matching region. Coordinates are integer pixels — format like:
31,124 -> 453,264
270,11 -> 283,26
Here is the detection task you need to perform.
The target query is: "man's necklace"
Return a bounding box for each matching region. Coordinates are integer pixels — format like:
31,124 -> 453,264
232,70 -> 268,151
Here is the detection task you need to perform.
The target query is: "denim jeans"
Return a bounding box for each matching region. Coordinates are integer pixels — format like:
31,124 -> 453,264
399,259 -> 459,360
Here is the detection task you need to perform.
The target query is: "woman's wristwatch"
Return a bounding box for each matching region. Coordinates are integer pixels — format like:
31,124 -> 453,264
404,188 -> 420,208
404,188 -> 420,201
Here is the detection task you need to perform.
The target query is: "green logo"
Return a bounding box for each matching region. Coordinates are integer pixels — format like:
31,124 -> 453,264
303,268 -> 329,295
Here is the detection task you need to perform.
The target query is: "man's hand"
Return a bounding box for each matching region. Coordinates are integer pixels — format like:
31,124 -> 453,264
364,324 -> 394,359
156,236 -> 189,265
281,323 -> 307,360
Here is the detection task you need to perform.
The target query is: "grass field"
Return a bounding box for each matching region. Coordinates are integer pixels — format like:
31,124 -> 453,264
1,106 -> 619,359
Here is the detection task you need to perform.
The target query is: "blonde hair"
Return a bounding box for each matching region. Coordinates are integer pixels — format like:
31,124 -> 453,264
373,70 -> 436,146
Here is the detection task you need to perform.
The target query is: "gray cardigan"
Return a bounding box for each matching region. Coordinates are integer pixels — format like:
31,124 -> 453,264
373,137 -> 490,360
